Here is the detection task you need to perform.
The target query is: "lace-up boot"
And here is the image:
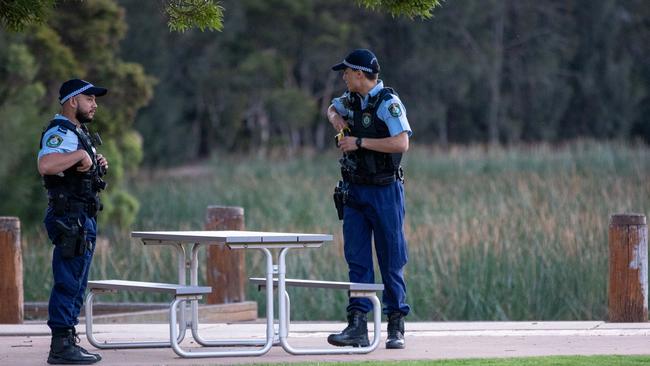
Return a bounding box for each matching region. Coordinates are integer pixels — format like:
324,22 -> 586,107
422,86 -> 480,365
327,310 -> 370,347
47,328 -> 100,364
70,327 -> 101,361
386,312 -> 405,349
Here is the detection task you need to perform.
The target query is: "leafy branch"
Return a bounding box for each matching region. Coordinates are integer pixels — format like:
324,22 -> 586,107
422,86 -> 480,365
164,0 -> 224,32
356,0 -> 444,19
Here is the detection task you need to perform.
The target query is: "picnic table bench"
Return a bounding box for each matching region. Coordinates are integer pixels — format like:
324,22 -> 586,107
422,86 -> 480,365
85,280 -> 212,348
250,277 -> 384,354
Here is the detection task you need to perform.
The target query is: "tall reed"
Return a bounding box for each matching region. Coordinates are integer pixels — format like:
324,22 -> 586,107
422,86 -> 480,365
21,141 -> 650,320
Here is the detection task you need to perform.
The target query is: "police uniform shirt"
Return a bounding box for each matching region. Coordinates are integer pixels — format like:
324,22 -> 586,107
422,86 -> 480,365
38,114 -> 80,161
332,80 -> 412,137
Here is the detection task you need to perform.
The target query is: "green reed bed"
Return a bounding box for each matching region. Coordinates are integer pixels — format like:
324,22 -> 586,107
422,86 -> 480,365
21,142 -> 650,321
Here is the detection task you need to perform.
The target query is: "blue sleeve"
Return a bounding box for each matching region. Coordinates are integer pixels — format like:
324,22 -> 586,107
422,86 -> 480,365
38,126 -> 79,160
331,95 -> 351,119
377,95 -> 412,137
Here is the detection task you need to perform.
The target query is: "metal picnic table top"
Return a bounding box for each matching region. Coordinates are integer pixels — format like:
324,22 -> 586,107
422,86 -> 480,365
131,230 -> 333,246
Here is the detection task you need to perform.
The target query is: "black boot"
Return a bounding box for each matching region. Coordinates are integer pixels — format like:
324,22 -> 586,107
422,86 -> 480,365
47,328 -> 100,365
386,312 -> 405,349
71,328 -> 102,361
327,310 -> 370,347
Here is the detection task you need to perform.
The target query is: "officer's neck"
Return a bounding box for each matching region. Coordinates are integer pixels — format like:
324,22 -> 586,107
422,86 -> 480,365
356,80 -> 378,98
60,110 -> 82,128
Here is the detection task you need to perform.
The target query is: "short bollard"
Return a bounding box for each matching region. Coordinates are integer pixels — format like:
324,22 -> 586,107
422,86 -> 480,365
0,217 -> 23,324
205,206 -> 246,304
608,213 -> 648,322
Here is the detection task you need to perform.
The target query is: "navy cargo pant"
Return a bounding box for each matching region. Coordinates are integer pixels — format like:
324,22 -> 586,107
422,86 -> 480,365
343,180 -> 410,316
44,208 -> 96,331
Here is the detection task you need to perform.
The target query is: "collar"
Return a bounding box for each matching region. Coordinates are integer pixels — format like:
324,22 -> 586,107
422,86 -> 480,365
360,80 -> 384,109
367,80 -> 384,98
53,114 -> 81,129
53,114 -> 71,121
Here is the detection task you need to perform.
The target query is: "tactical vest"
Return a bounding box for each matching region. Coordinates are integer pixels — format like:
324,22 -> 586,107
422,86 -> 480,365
39,119 -> 105,217
344,87 -> 402,182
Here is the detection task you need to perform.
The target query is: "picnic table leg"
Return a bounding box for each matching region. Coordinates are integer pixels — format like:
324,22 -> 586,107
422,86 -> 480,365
85,290 -> 186,349
171,248 -> 275,357
188,246 -> 276,349
174,243 -> 188,336
278,248 -> 289,340
277,248 -> 381,355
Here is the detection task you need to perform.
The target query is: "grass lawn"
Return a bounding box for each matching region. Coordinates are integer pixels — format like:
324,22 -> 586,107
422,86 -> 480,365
254,355 -> 650,365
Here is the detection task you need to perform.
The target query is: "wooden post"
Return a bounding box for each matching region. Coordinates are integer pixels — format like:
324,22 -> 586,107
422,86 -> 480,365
0,217 -> 23,324
608,213 -> 648,322
204,206 -> 246,304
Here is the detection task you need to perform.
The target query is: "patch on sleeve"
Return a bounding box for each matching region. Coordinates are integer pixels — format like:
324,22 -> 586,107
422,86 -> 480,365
46,134 -> 64,148
388,103 -> 402,118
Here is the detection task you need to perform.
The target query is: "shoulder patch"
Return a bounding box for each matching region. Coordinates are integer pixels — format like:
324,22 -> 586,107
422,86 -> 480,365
46,134 -> 64,148
388,103 -> 402,118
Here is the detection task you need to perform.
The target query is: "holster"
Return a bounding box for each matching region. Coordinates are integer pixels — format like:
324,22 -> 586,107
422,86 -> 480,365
55,219 -> 88,259
333,180 -> 349,220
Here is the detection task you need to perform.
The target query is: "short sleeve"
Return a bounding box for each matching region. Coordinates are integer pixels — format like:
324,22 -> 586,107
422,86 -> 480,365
377,95 -> 412,137
331,94 -> 351,119
38,125 -> 79,160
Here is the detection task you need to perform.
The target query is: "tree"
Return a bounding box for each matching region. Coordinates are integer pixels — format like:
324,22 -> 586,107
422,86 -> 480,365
1,0 -> 442,32
0,0 -> 154,228
0,36 -> 49,222
0,0 -> 224,32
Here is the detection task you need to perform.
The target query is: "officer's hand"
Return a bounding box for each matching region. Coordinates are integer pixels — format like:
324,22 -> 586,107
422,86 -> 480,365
330,115 -> 347,132
76,150 -> 93,172
327,105 -> 348,131
96,154 -> 108,171
338,136 -> 359,153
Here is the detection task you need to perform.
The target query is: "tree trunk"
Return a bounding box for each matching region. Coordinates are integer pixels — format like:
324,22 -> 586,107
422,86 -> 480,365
487,0 -> 505,146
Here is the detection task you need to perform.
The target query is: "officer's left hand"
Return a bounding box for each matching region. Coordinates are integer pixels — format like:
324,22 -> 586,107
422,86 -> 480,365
96,154 -> 109,171
338,136 -> 359,153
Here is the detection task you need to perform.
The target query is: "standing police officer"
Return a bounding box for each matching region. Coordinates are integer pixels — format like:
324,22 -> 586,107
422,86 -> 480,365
38,79 -> 108,364
327,49 -> 411,349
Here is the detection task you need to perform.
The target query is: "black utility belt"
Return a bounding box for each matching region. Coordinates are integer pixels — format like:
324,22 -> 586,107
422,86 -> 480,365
342,169 -> 403,186
48,194 -> 101,218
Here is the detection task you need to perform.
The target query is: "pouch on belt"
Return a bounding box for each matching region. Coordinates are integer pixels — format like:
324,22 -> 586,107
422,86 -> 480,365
55,218 -> 87,259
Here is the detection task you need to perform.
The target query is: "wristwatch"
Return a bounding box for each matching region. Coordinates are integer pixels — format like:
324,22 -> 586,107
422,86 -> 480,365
356,137 -> 363,149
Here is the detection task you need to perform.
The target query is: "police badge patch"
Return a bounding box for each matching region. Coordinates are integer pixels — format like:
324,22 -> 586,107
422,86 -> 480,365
46,134 -> 64,148
388,103 -> 402,118
362,112 -> 372,128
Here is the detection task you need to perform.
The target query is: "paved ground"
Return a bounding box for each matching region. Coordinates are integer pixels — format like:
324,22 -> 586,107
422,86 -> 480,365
2,321 -> 650,365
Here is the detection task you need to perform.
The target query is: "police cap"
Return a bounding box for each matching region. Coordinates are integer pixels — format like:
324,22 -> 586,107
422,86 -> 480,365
59,79 -> 108,105
332,49 -> 380,74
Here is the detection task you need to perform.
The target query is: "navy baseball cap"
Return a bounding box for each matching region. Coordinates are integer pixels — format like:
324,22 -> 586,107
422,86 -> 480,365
331,49 -> 380,74
59,79 -> 108,105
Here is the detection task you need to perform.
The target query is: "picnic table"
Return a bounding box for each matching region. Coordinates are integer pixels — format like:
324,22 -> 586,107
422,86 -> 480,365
85,230 -> 382,358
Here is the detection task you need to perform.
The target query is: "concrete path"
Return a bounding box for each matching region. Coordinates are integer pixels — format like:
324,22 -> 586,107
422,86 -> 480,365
2,321 -> 650,365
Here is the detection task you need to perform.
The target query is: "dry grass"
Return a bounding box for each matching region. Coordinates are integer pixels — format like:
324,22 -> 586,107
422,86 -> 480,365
21,141 -> 650,321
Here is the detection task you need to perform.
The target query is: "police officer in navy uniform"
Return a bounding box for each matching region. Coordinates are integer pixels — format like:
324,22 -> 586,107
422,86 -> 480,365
38,79 -> 108,364
327,49 -> 411,349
